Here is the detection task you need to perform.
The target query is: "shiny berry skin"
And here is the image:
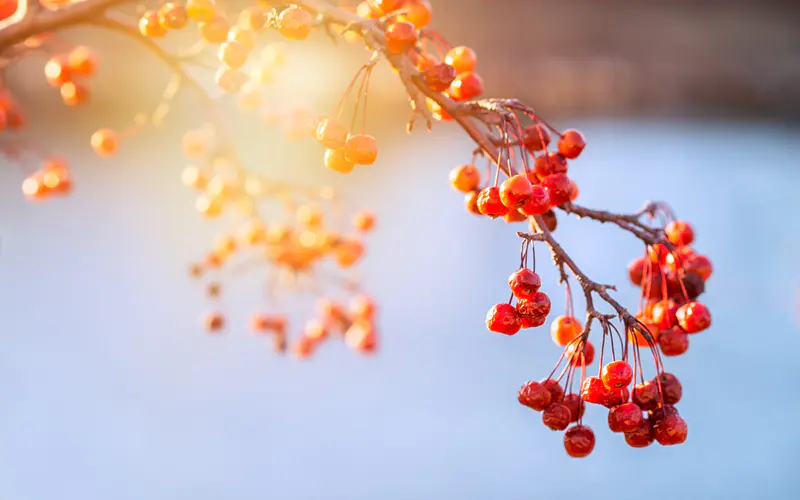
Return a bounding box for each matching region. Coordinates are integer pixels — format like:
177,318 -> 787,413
503,209 -> 527,223
658,327 -> 689,356
651,299 -> 679,329
540,173 -> 573,207
541,378 -> 565,403
665,220 -> 695,246
653,414 -> 688,446
608,402 -> 643,433
563,393 -> 585,422
218,40 -> 249,69
523,125 -> 551,152
199,15 -> 230,44
628,256 -> 647,285
602,386 -> 630,409
139,10 -> 167,37
67,46 -> 96,76
449,72 -> 483,100
464,191 -> 482,215
324,148 -> 355,174
543,403 -> 572,431
477,187 -> 510,217
450,163 -> 480,192
516,291 -> 551,318
384,20 -> 418,54
624,419 -> 655,448
424,63 -> 457,92
344,134 -> 379,165
499,174 -> 533,208
602,360 -> 633,389
551,315 -> 582,346
277,5 -> 313,40
558,129 -> 586,159
518,186 -> 551,216
581,376 -> 607,405
316,117 -> 349,149
518,381 -> 552,411
91,128 -> 119,157
684,254 -> 713,281
444,46 -> 477,75
186,0 -> 215,22
657,372 -> 682,405
519,314 -> 546,329
567,341 -> 595,367
534,152 -> 568,179
486,303 -> 520,335
44,56 -> 71,87
508,268 -> 541,299
564,425 -> 595,458
158,2 -> 188,30
676,301 -> 711,333
398,0 -> 432,29
632,380 -> 659,411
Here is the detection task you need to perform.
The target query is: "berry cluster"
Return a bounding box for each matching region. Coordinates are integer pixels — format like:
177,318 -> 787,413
627,217 -> 713,357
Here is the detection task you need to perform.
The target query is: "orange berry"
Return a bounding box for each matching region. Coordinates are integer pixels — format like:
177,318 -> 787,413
344,134 -> 378,165
450,71 -> 483,100
384,20 -> 418,54
215,66 -> 247,93
158,2 -> 188,30
90,128 -> 119,156
324,148 -> 355,173
22,174 -> 46,200
67,46 -> 96,76
316,117 -> 349,149
139,10 -> 167,37
444,46 -> 477,75
59,82 -> 90,106
449,163 -> 480,193
334,238 -> 365,268
204,312 -> 225,332
41,158 -> 72,195
352,211 -> 376,232
181,166 -> 208,189
195,195 -> 223,218
398,0 -> 432,29
218,40 -> 249,69
44,56 -> 71,87
186,0 -> 216,22
228,26 -> 256,50
551,315 -> 583,346
238,6 -> 268,32
292,336 -> 316,359
356,1 -> 379,19
277,6 -> 313,40
198,15 -> 230,43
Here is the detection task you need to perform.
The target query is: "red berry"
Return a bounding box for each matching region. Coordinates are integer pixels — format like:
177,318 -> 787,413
628,257 -> 647,286
424,63 -> 457,92
449,163 -> 481,192
540,173 -> 573,207
519,314 -> 546,329
551,315 -> 582,346
518,380 -> 552,411
624,419 -> 655,448
464,191 -> 482,215
676,301 -> 711,333
499,174 -> 533,208
534,152 -> 568,179
444,45 -> 477,74
665,220 -> 695,246
656,372 -> 682,405
651,299 -> 679,329
632,380 -> 659,411
541,378 -> 564,403
683,254 -> 713,281
653,413 -> 688,446
542,403 -> 571,431
449,71 -> 483,100
518,185 -> 551,216
608,402 -> 643,433
486,303 -> 520,335
476,187 -> 510,217
522,125 -> 551,152
508,268 -> 541,299
566,341 -> 595,367
384,20 -> 418,54
647,243 -> 670,264
564,425 -> 595,458
581,376 -> 607,405
516,291 -> 551,318
563,393 -> 585,422
558,129 -> 586,159
658,327 -> 689,356
503,209 -> 528,223
602,386 -> 630,409
601,360 -> 633,389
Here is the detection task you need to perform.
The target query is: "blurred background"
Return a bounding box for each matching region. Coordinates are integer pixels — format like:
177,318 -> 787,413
1,1 -> 800,499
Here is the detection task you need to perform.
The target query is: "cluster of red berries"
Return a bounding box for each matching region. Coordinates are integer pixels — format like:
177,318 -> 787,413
627,219 -> 713,356
203,292 -> 379,359
519,360 -> 688,457
486,267 -> 551,335
43,45 -> 97,108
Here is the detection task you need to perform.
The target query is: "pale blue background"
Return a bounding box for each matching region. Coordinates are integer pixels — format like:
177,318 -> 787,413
1,120 -> 799,499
